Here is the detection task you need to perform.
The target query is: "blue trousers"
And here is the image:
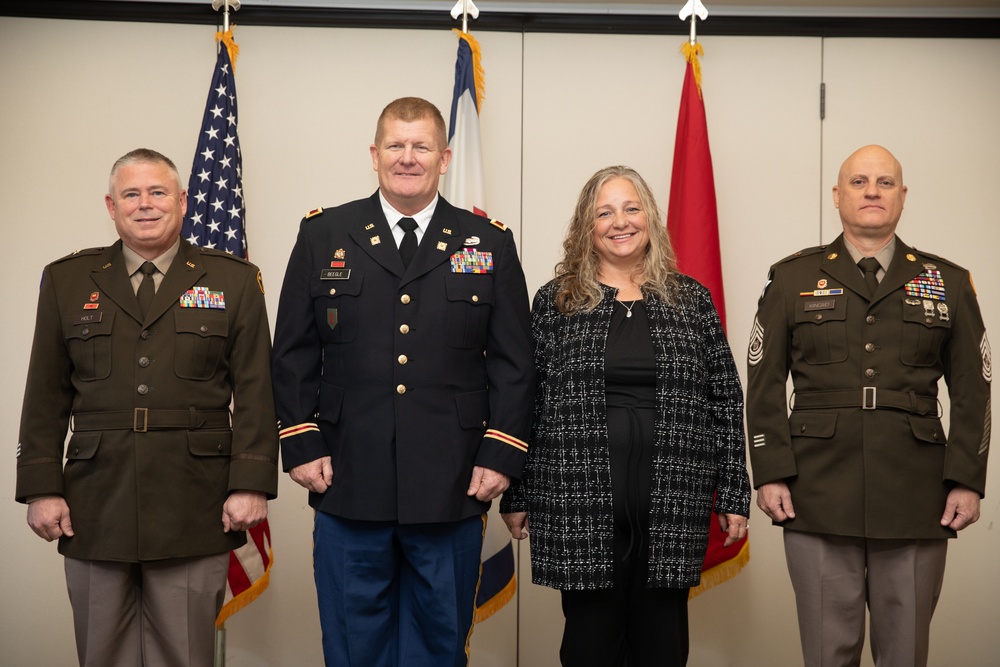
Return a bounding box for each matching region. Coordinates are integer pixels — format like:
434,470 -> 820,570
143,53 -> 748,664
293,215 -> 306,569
313,512 -> 485,667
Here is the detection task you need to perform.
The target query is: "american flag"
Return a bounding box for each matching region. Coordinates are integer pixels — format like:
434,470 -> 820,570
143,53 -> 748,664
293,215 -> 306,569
182,31 -> 273,628
182,35 -> 245,256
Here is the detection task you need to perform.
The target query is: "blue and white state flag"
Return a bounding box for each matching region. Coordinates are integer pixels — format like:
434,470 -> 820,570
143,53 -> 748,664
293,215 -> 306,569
443,30 -> 518,623
443,30 -> 487,218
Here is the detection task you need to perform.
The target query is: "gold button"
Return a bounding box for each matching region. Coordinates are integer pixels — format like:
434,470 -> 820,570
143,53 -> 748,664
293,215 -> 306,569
865,343 -> 875,353
482,420 -> 488,427
472,295 -> 479,303
815,314 -> 823,321
139,356 -> 150,367
398,355 -> 408,365
200,325 -> 209,333
399,324 -> 410,334
866,315 -> 876,325
329,288 -> 337,296
137,384 -> 149,395
400,294 -> 411,304
925,317 -> 934,324
396,384 -> 406,394
865,369 -> 876,379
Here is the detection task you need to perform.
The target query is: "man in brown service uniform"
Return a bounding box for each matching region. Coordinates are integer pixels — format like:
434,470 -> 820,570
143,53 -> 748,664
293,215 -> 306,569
747,145 -> 990,667
15,149 -> 279,667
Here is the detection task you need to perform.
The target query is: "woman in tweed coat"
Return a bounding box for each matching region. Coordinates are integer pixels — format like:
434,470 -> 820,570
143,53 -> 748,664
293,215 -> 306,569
501,166 -> 750,666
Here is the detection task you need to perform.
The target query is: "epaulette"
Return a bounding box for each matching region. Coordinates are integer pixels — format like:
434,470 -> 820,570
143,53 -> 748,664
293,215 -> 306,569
197,247 -> 252,265
50,247 -> 105,265
305,207 -> 324,219
909,247 -> 964,271
775,244 -> 827,266
489,219 -> 508,232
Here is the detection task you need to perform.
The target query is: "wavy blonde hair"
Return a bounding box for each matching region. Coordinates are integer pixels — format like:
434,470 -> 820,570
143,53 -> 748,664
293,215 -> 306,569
554,166 -> 678,315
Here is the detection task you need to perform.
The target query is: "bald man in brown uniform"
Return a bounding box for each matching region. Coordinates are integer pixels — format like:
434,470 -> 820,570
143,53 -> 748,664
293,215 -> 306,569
747,145 -> 990,667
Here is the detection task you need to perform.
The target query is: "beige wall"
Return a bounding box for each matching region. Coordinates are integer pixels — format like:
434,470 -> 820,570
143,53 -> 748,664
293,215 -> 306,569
1,15 -> 997,666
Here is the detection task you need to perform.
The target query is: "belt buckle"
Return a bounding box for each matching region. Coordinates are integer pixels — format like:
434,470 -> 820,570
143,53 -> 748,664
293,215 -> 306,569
134,408 -> 149,432
863,387 -> 877,410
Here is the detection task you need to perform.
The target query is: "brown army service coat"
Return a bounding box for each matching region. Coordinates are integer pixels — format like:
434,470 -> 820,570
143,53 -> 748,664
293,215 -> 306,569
746,234 -> 990,540
16,239 -> 279,562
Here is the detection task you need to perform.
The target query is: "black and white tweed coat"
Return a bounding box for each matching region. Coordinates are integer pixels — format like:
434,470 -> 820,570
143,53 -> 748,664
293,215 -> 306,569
501,276 -> 750,590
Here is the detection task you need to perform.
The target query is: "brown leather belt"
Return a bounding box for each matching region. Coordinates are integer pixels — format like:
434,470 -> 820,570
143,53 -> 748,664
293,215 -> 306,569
71,408 -> 231,433
792,389 -> 939,416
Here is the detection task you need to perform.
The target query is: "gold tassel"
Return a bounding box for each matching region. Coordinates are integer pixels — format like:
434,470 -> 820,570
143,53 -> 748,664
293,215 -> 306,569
453,29 -> 486,112
216,27 -> 240,71
680,41 -> 704,99
688,539 -> 750,600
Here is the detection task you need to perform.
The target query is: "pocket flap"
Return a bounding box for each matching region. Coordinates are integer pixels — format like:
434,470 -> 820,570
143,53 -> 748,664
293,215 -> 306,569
788,411 -> 838,438
66,432 -> 101,460
188,430 -> 233,457
455,389 -> 489,430
175,309 -> 228,337
908,415 -> 947,445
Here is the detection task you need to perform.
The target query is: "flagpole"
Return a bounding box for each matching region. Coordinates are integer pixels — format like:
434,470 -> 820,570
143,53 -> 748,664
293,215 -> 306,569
210,4 -> 240,665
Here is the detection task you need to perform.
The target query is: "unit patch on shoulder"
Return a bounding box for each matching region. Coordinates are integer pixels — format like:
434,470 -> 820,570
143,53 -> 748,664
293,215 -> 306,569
489,219 -> 507,232
306,207 -> 324,219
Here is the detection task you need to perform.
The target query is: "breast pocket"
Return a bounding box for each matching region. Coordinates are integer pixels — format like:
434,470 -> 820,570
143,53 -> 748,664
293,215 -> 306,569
313,270 -> 363,343
445,274 -> 495,349
174,309 -> 228,380
65,310 -> 115,381
900,299 -> 951,367
793,297 -> 848,364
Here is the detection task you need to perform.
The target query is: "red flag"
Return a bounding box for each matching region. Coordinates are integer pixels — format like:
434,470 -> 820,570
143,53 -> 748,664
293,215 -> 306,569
666,42 -> 748,597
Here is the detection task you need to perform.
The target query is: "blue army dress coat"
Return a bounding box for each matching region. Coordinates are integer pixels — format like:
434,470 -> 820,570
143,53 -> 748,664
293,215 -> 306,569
746,234 -> 991,539
272,193 -> 535,524
501,277 -> 750,590
16,239 -> 279,562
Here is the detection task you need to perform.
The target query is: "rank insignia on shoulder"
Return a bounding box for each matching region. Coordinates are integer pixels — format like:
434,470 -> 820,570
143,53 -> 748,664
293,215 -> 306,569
306,207 -> 324,219
489,219 -> 507,232
450,249 -> 494,273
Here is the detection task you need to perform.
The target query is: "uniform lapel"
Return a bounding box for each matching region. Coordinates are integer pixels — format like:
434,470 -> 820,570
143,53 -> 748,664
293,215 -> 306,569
350,193 -> 405,278
146,240 -> 207,324
876,237 -> 923,303
820,235 -> 870,300
402,200 -> 464,286
90,241 -> 144,323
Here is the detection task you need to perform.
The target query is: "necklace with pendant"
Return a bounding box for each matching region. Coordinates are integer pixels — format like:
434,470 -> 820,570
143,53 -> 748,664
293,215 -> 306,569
620,300 -> 636,318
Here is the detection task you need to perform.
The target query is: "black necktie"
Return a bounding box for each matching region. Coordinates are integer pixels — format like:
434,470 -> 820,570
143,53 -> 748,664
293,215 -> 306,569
398,217 -> 418,269
858,257 -> 880,297
137,261 -> 157,318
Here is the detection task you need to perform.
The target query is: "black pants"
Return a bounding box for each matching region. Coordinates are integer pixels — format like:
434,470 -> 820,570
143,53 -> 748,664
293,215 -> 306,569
559,405 -> 690,667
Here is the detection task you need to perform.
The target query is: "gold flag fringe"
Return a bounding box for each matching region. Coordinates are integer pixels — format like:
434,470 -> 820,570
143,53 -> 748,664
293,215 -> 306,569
216,27 -> 240,71
680,41 -> 704,100
215,547 -> 274,628
688,538 -> 749,600
453,29 -> 486,112
473,574 -> 517,624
